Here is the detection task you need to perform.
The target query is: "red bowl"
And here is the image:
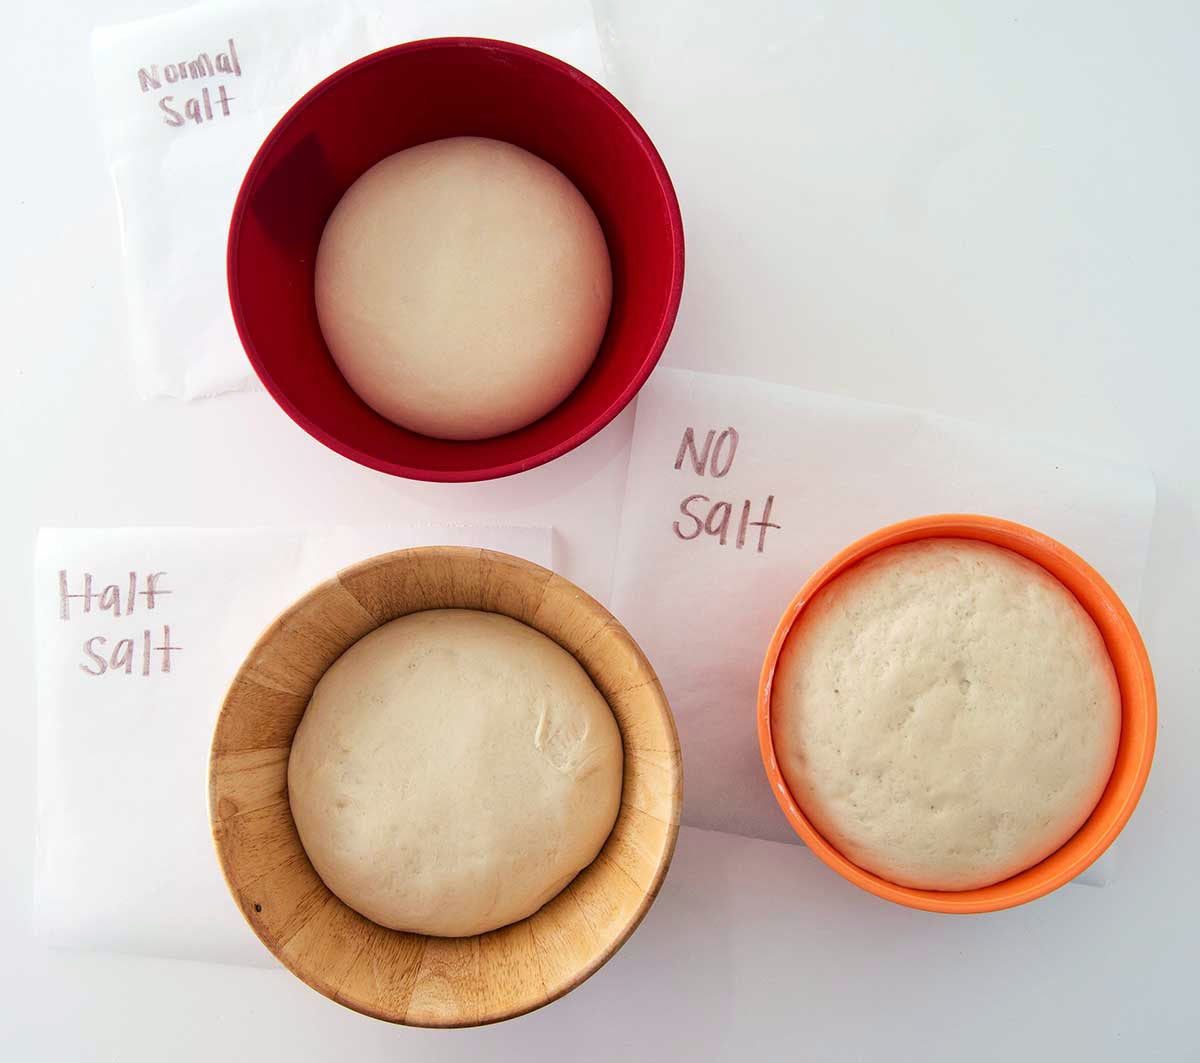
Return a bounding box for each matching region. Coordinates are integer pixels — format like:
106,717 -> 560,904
228,38 -> 684,482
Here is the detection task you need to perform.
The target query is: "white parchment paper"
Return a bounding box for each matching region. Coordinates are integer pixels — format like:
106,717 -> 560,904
34,525 -> 553,966
91,0 -> 606,399
611,368 -> 1156,887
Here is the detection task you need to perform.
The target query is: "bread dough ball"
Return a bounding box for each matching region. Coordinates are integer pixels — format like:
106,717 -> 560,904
314,136 -> 612,441
772,539 -> 1120,891
288,609 -> 623,937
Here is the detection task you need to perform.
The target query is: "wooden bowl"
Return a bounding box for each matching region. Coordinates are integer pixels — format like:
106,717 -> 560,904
209,547 -> 681,1026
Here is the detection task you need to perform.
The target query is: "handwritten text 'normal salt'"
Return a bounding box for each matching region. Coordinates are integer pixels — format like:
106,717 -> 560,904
136,37 -> 241,128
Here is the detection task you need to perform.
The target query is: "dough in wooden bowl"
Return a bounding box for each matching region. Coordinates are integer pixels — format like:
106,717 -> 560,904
288,608 -> 623,937
314,136 -> 612,441
772,539 -> 1120,891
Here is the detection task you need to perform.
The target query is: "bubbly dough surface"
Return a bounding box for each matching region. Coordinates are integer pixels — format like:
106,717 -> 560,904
772,539 -> 1120,891
288,609 -> 623,937
314,136 -> 612,441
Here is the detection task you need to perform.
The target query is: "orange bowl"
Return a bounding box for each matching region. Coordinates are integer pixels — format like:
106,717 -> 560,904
757,514 -> 1156,913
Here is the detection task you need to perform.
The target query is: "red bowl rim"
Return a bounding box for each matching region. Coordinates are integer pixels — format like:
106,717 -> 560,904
227,37 -> 685,483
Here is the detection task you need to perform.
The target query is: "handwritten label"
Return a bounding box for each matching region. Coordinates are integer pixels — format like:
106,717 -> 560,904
58,570 -> 182,676
671,426 -> 780,552
136,37 -> 242,129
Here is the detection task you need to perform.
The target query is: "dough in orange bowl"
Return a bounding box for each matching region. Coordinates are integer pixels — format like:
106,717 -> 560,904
772,539 -> 1120,891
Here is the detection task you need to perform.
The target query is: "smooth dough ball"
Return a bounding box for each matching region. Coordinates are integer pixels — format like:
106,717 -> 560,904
314,136 -> 612,441
288,609 -> 623,937
772,539 -> 1120,891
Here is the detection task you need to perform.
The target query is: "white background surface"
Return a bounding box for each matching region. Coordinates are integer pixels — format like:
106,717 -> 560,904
3,1 -> 1197,1059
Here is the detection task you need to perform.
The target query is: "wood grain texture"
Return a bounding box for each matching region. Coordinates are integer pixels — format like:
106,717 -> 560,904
209,546 -> 682,1027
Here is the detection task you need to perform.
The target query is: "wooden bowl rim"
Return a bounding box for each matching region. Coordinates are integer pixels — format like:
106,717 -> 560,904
209,546 -> 681,1026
